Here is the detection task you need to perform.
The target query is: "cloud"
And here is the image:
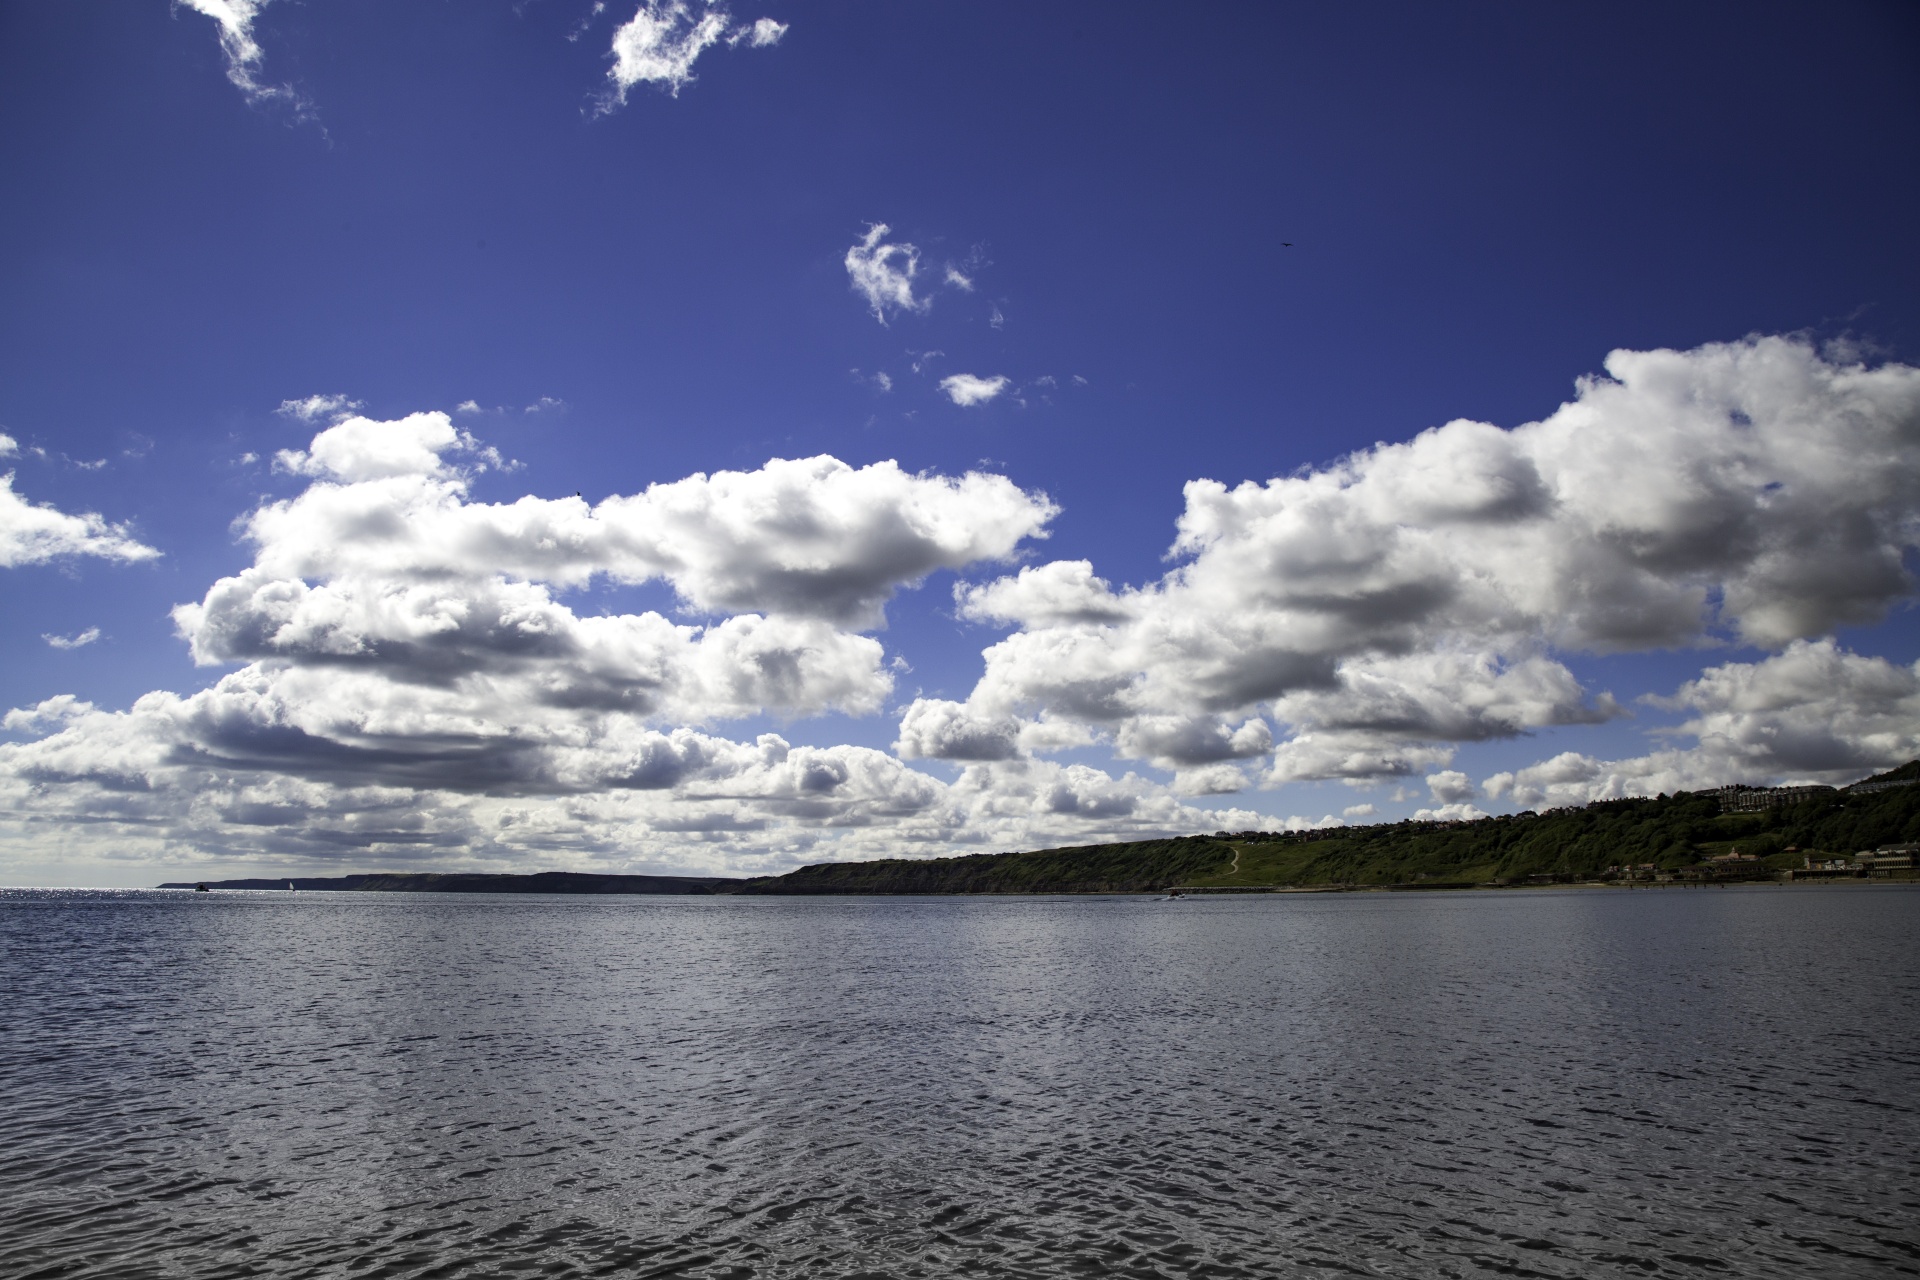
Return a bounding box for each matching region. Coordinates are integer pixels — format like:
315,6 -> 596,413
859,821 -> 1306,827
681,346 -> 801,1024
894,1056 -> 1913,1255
0,411 -> 1344,877
43,628 -> 101,651
945,267 -> 974,292
1485,640 -> 1920,807
944,337 -> 1920,785
3,695 -> 94,733
939,374 -> 1010,407
894,699 -> 1022,762
1413,802 -> 1488,823
845,225 -> 930,325
177,0 -> 306,113
276,394 -> 363,425
0,474 -> 161,568
240,425 -> 1053,636
12,338 -> 1919,878
0,433 -> 16,457
1342,803 -> 1377,818
272,411 -> 493,482
601,2 -> 785,106
728,17 -> 787,47
607,2 -> 729,99
0,687 -> 1306,876
958,560 -> 1132,628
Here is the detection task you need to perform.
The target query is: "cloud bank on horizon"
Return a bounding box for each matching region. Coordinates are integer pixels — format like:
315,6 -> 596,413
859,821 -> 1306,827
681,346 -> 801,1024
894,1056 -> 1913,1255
4,337 -> 1918,876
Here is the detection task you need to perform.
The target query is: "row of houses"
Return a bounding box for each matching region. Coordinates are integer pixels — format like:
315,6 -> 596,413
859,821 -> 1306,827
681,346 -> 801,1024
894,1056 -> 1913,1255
1714,783 -> 1837,813
1602,844 -> 1917,884
1604,852 -> 1772,884
1792,843 -> 1917,879
1714,775 -> 1918,813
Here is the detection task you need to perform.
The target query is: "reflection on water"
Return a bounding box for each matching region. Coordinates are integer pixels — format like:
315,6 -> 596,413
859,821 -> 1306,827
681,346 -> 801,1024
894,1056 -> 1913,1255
1,886 -> 1915,1278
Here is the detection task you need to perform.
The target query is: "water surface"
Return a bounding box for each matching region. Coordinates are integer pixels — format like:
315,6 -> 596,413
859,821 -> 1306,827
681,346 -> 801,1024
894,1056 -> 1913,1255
2,885 -> 1915,1278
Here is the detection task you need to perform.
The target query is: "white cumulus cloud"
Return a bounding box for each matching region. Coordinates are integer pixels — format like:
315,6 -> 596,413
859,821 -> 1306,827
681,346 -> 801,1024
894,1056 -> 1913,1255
0,410 -> 1342,879
894,699 -> 1022,762
0,474 -> 160,568
943,337 -> 1920,789
940,374 -> 1010,407
603,1 -> 785,106
1485,640 -> 1920,807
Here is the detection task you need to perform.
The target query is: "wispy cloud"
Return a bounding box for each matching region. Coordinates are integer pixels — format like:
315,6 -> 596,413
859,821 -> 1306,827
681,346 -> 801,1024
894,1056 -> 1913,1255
845,224 -> 930,325
728,16 -> 787,47
43,628 -> 101,651
601,1 -> 786,108
177,0 -> 308,114
940,374 -> 1010,407
276,394 -> 363,425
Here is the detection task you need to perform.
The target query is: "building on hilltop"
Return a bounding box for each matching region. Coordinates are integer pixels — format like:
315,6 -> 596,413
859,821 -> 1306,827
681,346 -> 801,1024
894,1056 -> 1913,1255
1847,777 -> 1920,796
1714,783 -> 1837,813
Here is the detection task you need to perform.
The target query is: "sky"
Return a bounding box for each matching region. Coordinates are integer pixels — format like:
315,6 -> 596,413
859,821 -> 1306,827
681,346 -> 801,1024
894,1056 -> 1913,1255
2,1 -> 1918,886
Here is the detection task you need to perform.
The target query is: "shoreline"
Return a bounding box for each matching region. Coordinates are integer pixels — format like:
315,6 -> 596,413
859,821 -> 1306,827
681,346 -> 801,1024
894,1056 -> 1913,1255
8,876 -> 1899,897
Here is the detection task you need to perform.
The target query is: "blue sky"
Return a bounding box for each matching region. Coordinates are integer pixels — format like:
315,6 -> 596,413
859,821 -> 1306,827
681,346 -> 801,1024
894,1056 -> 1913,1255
2,1 -> 1917,885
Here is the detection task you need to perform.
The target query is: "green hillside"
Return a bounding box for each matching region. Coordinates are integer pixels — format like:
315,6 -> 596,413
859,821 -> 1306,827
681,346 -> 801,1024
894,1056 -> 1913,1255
735,836 -> 1233,894
1190,766 -> 1920,889
742,764 -> 1920,894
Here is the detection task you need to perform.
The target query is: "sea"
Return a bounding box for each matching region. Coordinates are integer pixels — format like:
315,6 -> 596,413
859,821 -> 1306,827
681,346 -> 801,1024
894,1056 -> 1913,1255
1,884 -> 1915,1279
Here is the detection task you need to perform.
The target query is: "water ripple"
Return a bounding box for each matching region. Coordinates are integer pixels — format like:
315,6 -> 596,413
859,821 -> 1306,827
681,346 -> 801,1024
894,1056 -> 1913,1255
1,885 -> 1915,1277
